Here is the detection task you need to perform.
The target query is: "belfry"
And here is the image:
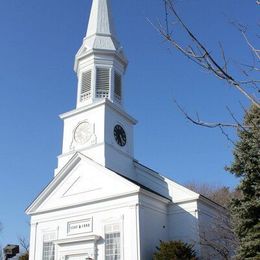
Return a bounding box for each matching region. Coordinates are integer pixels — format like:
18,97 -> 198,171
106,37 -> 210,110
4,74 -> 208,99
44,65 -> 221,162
74,0 -> 127,107
26,1 -> 224,259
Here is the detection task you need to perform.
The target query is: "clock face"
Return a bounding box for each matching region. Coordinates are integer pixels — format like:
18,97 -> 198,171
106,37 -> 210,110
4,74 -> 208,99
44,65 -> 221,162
74,122 -> 92,145
114,124 -> 127,147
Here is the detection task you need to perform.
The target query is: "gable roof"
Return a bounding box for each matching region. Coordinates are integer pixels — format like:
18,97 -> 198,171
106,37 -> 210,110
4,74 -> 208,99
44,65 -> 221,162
26,153 -> 170,215
110,168 -> 171,201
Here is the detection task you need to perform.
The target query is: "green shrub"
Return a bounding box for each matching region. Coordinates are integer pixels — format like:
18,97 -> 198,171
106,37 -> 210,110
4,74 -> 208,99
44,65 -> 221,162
19,253 -> 29,260
153,240 -> 198,260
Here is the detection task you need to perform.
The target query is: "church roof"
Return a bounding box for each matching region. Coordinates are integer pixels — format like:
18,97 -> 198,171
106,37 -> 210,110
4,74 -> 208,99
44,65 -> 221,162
26,151 -> 225,217
26,153 -> 169,215
109,168 -> 171,202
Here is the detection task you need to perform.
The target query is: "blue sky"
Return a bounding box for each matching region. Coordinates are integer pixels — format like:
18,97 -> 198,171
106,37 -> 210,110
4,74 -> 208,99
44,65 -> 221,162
0,0 -> 258,248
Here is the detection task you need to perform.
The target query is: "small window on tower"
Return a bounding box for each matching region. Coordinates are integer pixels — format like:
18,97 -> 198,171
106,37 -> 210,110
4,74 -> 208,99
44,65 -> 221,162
80,70 -> 92,102
96,68 -> 110,98
114,72 -> 122,103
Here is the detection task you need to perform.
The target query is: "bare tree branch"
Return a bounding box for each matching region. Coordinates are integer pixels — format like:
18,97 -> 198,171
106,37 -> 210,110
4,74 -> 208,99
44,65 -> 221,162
242,31 -> 260,61
219,42 -> 229,74
174,99 -> 240,129
198,211 -> 239,259
219,126 -> 236,146
160,0 -> 260,109
172,98 -> 260,144
186,185 -> 239,260
18,236 -> 29,253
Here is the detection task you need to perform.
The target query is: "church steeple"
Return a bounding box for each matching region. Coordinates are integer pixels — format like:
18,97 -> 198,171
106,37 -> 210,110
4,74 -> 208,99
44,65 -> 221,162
56,0 -> 136,178
86,0 -> 116,41
74,0 -> 127,108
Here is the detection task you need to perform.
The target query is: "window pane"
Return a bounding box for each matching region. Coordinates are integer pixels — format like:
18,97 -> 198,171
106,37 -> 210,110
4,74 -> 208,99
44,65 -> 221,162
105,232 -> 121,260
42,242 -> 55,260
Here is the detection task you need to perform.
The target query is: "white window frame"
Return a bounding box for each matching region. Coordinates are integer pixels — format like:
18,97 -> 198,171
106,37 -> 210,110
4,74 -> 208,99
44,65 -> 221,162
95,67 -> 111,99
80,70 -> 92,102
42,231 -> 56,260
103,217 -> 124,260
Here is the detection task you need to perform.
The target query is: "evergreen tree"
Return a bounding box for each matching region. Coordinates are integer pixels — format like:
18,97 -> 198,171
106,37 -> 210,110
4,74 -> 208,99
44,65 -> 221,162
227,105 -> 260,259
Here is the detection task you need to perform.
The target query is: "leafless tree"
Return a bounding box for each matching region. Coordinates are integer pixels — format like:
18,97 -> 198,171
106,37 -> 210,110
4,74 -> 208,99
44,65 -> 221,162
18,236 -> 29,253
198,210 -> 239,260
186,182 -> 240,208
153,0 -> 260,133
153,2 -> 258,257
186,183 -> 240,258
18,236 -> 29,260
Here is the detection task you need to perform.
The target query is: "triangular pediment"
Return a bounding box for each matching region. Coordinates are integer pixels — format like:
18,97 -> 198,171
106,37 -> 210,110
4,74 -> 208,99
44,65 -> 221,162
26,153 -> 139,215
62,175 -> 102,197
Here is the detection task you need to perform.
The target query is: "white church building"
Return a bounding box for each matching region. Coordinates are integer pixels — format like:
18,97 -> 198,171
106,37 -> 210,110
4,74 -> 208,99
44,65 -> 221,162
26,0 -> 225,259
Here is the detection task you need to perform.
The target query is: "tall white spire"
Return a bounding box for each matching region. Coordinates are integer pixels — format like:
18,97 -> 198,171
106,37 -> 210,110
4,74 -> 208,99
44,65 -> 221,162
75,0 -> 126,71
86,0 -> 116,38
74,0 -> 127,108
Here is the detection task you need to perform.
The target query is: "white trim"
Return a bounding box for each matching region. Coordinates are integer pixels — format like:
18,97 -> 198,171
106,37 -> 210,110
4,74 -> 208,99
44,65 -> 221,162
103,216 -> 124,260
140,189 -> 170,204
60,99 -> 137,125
30,199 -> 139,225
28,190 -> 140,216
198,195 -> 226,211
53,235 -> 100,245
26,153 -> 140,215
133,161 -> 164,180
26,155 -> 81,214
74,49 -> 127,73
135,203 -> 140,260
58,141 -> 133,160
171,197 -> 200,205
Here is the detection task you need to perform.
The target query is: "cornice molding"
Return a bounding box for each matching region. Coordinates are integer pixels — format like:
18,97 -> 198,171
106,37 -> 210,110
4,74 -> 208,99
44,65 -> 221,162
60,99 -> 137,125
26,152 -> 140,216
54,235 -> 101,245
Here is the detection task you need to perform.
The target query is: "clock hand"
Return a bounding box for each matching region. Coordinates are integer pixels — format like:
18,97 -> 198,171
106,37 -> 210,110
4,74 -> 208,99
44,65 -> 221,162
119,134 -> 123,144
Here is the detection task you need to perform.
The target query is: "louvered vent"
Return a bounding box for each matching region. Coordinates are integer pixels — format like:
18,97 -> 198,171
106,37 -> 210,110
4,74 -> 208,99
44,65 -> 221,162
114,72 -> 122,102
80,70 -> 92,101
96,68 -> 110,98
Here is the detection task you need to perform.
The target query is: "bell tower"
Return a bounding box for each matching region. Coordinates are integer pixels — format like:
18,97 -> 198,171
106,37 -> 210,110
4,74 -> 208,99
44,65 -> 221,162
74,0 -> 127,108
55,0 -> 137,178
